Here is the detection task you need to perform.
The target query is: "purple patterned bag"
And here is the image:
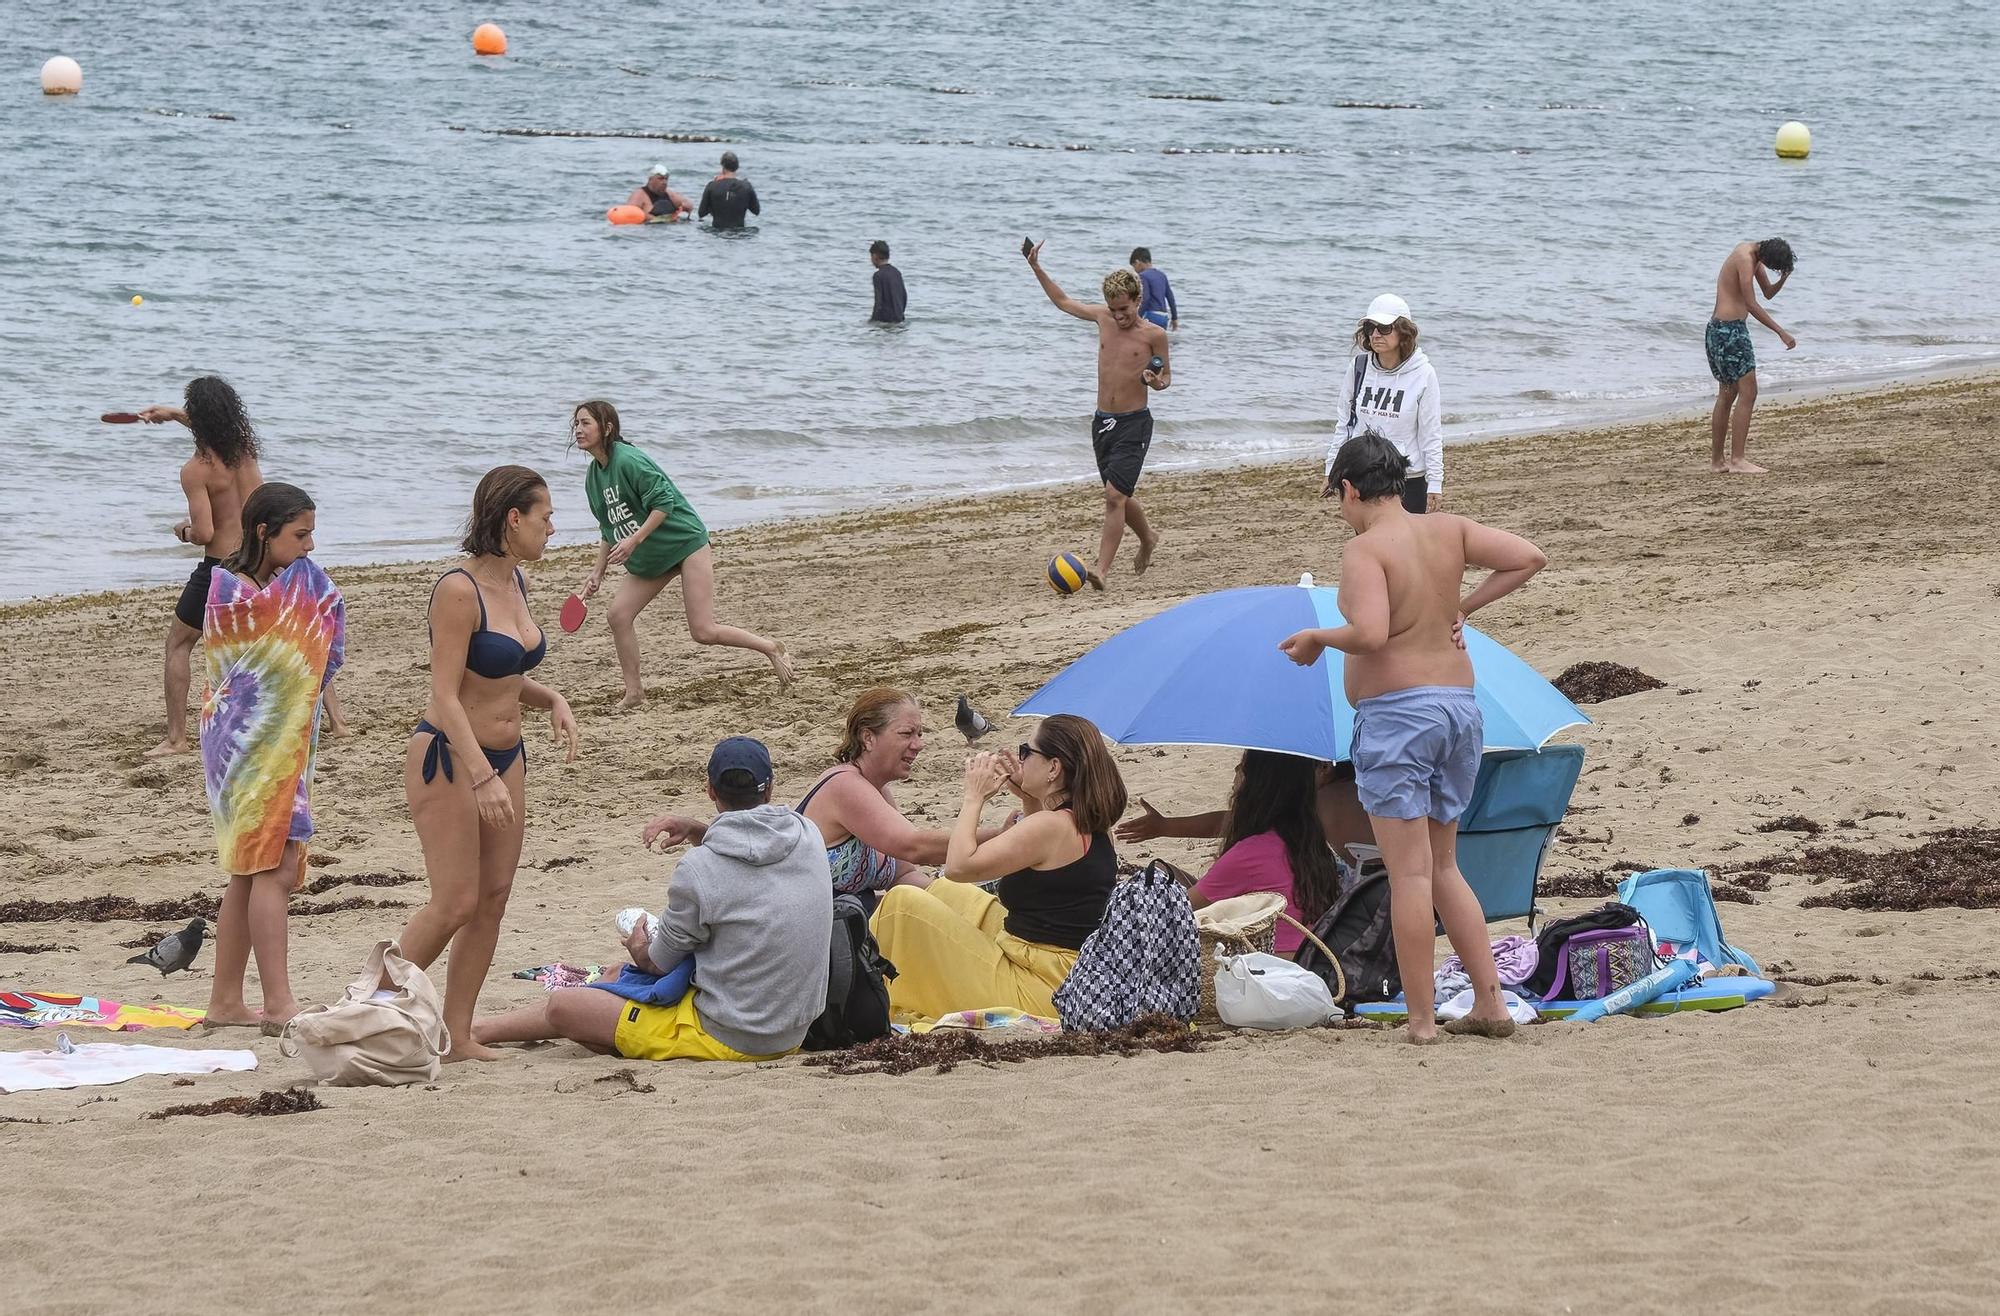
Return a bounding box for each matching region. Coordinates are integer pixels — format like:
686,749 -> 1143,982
1543,925 -> 1655,1000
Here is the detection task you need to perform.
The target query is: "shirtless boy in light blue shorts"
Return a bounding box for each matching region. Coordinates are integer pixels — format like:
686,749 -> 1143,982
1282,431 -> 1548,1043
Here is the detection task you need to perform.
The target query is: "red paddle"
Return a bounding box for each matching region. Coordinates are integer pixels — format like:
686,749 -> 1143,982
101,412 -> 143,423
559,593 -> 588,633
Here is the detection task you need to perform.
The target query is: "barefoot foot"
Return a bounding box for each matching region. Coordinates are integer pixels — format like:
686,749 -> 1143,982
1709,460 -> 1730,474
1085,570 -> 1106,592
1724,458 -> 1768,474
1405,1024 -> 1441,1045
1134,532 -> 1160,576
198,1009 -> 263,1032
617,690 -> 646,710
144,738 -> 190,758
443,1040 -> 505,1063
1442,1013 -> 1518,1039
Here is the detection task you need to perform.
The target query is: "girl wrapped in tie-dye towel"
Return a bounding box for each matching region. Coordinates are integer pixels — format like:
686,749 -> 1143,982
198,483 -> 344,1033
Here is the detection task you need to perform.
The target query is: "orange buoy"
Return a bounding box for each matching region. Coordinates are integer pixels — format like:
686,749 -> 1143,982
607,204 -> 646,226
472,23 -> 508,56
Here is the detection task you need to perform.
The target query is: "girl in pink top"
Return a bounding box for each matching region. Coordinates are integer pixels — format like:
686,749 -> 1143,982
1187,752 -> 1347,954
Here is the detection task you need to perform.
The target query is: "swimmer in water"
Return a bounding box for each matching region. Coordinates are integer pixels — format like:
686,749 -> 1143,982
628,164 -> 692,221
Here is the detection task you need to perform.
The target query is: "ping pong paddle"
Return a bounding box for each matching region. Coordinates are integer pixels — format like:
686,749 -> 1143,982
559,593 -> 588,633
101,412 -> 143,423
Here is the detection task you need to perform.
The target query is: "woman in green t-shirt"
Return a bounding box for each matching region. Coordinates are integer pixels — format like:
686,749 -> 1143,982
572,400 -> 795,706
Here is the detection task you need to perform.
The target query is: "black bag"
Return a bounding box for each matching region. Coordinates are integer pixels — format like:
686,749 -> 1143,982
1294,868 -> 1400,1008
1521,901 -> 1645,1000
800,894 -> 897,1052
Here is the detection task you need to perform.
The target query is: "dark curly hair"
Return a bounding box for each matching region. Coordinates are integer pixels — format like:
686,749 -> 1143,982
1755,236 -> 1795,274
184,376 -> 260,468
1218,751 -> 1342,927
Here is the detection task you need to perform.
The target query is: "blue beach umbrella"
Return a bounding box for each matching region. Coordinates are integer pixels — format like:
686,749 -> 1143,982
1014,579 -> 1588,761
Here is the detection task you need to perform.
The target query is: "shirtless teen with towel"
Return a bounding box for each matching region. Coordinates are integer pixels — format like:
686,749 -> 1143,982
1707,237 -> 1796,474
1024,241 -> 1168,590
1280,431 -> 1547,1044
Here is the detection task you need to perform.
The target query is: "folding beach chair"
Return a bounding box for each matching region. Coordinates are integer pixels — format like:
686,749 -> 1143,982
1452,744 -> 1586,926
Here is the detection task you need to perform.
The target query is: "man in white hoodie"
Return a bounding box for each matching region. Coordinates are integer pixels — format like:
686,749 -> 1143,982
1323,294 -> 1444,514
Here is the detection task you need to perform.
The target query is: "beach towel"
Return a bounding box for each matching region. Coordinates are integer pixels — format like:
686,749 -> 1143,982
894,1008 -> 1063,1036
0,990 -> 205,1032
512,963 -> 610,989
0,1035 -> 255,1093
586,960 -> 697,1006
200,556 -> 345,875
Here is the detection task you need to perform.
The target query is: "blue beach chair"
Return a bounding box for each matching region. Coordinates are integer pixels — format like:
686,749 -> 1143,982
1452,744 -> 1586,926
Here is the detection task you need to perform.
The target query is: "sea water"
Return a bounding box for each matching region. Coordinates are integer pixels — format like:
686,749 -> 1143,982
3,0 -> 1997,598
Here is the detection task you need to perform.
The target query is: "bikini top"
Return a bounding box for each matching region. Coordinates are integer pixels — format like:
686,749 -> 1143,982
797,766 -> 901,896
431,567 -> 546,679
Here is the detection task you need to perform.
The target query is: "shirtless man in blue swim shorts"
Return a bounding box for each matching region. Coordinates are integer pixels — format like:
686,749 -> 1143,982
1280,431 -> 1547,1043
1707,237 -> 1796,475
1025,240 -> 1169,590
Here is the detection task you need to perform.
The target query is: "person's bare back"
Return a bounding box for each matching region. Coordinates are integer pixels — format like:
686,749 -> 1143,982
184,451 -> 263,559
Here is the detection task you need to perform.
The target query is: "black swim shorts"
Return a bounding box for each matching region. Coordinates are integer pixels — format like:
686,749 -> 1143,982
174,556 -> 219,630
1090,408 -> 1153,497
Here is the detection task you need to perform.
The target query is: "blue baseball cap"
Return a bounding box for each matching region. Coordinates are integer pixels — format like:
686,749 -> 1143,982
707,736 -> 773,791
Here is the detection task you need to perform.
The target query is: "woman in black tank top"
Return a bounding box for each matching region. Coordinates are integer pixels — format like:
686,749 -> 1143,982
869,715 -> 1128,1020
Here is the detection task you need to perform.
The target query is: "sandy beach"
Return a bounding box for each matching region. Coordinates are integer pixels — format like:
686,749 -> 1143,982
3,376 -> 1998,1314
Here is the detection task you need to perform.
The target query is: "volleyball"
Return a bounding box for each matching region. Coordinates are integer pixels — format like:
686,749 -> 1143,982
1047,552 -> 1089,595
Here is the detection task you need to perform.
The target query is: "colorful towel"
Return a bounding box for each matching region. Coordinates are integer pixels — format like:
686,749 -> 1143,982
511,963 -> 609,989
894,1008 -> 1063,1036
0,990 -> 205,1032
0,1035 -> 255,1093
201,557 -> 345,874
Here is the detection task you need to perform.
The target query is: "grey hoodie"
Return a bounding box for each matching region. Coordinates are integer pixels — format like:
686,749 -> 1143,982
648,803 -> 834,1056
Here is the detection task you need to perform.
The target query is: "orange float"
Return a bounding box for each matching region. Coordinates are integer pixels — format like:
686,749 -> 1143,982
606,204 -> 646,226
472,23 -> 508,56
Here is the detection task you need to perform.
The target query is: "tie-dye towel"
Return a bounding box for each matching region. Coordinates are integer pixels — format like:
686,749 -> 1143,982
200,557 -> 345,875
0,990 -> 206,1031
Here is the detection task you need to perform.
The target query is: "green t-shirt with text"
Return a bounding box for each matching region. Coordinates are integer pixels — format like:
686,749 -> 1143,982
584,442 -> 709,579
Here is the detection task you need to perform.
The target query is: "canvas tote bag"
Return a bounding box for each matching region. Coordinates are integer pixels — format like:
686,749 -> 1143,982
280,940 -> 450,1085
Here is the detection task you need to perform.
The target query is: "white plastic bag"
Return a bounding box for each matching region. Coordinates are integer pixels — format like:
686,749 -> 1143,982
1213,951 -> 1338,1030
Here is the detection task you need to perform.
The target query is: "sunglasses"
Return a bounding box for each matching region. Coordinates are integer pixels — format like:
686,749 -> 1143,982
1364,321 -> 1399,336
1017,743 -> 1044,761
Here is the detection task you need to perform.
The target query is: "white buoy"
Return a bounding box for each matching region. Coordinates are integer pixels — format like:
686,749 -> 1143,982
40,56 -> 82,96
1775,120 -> 1811,159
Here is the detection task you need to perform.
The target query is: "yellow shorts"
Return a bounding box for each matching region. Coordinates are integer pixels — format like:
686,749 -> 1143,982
610,992 -> 790,1063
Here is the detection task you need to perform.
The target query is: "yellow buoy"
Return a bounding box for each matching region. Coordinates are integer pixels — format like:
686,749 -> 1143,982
131,294 -> 144,306
472,23 -> 508,56
41,56 -> 83,96
1775,120 -> 1811,159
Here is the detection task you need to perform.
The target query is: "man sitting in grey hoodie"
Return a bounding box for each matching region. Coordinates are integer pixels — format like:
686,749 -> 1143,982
472,737 -> 833,1061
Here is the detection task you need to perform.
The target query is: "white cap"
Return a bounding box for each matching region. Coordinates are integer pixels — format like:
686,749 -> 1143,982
648,163 -> 668,177
1363,293 -> 1411,325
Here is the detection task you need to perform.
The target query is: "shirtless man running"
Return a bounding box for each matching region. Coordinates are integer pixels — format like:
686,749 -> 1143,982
1280,431 -> 1547,1044
1706,237 -> 1796,474
139,377 -> 266,756
1024,241 -> 1168,589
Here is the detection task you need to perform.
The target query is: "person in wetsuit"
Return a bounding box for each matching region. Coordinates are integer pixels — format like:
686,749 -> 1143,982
628,164 -> 692,221
869,240 -> 906,323
698,151 -> 761,229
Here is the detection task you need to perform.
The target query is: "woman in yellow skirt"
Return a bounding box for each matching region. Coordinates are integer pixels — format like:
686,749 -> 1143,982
871,714 -> 1126,1019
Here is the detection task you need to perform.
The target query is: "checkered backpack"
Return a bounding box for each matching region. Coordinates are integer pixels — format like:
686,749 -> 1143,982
1052,865 -> 1200,1031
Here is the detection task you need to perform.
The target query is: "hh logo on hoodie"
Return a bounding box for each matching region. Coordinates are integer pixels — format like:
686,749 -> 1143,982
1361,386 -> 1406,414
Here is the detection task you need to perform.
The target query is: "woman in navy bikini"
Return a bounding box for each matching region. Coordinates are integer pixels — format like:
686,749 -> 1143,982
393,466 -> 579,1062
